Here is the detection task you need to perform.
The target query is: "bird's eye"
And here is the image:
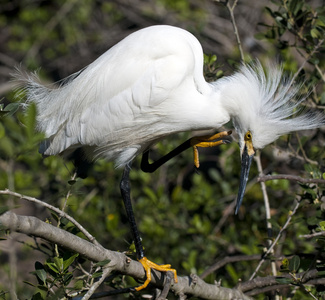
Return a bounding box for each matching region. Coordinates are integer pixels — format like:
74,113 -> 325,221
244,131 -> 252,141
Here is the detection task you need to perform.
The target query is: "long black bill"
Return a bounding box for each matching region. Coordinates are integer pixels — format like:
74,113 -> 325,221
235,146 -> 254,214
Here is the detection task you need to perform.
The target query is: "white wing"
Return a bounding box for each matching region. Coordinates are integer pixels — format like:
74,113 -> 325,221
19,25 -> 214,166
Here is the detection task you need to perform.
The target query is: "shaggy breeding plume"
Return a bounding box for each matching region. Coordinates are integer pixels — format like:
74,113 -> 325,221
16,25 -> 325,291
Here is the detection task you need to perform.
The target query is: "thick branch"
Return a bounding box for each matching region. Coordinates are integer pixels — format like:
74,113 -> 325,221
240,269 -> 325,295
0,211 -> 251,300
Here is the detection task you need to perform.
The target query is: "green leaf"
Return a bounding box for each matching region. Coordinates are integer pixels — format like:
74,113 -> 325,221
23,280 -> 37,287
53,257 -> 64,273
95,259 -> 111,267
1,103 -> 20,117
311,28 -> 321,39
0,293 -> 6,300
203,54 -> 217,64
143,186 -> 157,202
289,0 -> 303,16
74,279 -> 84,290
50,212 -> 59,223
92,271 -> 103,278
225,263 -> 239,282
35,262 -> 47,284
308,57 -> 320,65
23,103 -> 37,139
317,270 -> 325,276
289,255 -> 300,273
265,6 -> 276,18
319,221 -> 325,231
317,15 -> 325,26
216,70 -> 224,78
46,262 -> 60,274
254,32 -> 267,40
63,273 -> 73,285
63,253 -> 79,271
275,277 -> 293,284
68,179 -> 77,186
47,287 -> 65,300
0,123 -> 5,139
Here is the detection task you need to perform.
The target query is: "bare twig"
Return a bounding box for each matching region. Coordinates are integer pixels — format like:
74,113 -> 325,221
257,174 -> 325,185
286,143 -> 319,166
225,0 -> 245,61
212,0 -> 244,60
295,133 -> 314,165
158,272 -> 173,300
299,231 -> 325,239
254,152 -> 272,235
289,38 -> 324,87
55,173 -> 77,256
81,267 -> 113,300
249,199 -> 301,280
0,189 -> 101,247
315,64 -> 325,83
254,152 -> 278,282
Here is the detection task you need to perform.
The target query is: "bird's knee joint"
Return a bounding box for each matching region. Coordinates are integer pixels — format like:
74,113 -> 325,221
120,180 -> 130,193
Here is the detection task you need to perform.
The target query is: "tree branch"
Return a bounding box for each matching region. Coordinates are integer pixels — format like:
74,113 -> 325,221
0,211 -> 252,300
240,269 -> 325,295
0,189 -> 101,247
289,38 -> 325,87
225,0 -> 245,61
299,231 -> 325,239
257,174 -> 325,185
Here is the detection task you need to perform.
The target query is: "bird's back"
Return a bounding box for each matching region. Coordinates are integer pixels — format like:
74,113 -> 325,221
18,25 -> 212,167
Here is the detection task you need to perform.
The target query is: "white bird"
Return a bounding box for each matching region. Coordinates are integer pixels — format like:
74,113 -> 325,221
17,25 -> 324,291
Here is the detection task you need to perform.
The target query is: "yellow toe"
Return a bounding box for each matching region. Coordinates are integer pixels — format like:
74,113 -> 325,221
135,257 -> 177,291
190,130 -> 232,168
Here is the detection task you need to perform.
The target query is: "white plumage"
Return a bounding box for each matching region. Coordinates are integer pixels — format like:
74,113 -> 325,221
17,25 -> 324,168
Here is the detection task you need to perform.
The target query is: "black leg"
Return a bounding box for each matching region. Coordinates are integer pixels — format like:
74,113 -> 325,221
141,139 -> 192,173
121,163 -> 179,291
141,131 -> 232,173
120,162 -> 144,260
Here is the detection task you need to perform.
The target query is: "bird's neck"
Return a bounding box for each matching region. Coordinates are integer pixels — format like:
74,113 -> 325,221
211,78 -> 243,119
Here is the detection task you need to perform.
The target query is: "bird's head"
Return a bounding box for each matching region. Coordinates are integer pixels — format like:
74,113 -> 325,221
217,61 -> 325,214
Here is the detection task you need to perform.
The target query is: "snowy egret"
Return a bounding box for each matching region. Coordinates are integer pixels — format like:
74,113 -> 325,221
17,25 -> 324,291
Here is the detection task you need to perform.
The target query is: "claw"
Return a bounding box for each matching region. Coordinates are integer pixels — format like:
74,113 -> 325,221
190,130 -> 232,168
135,257 -> 178,291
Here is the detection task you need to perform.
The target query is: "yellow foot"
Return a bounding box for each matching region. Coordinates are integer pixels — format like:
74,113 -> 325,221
135,257 -> 178,291
190,130 -> 232,168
